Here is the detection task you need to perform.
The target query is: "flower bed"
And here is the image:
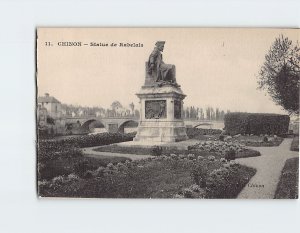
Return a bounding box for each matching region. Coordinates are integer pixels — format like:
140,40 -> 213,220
186,128 -> 222,139
38,155 -> 131,181
223,135 -> 284,147
274,157 -> 299,199
187,141 -> 260,159
38,152 -> 256,198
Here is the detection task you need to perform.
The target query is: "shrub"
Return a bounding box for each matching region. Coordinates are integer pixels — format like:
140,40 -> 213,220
263,136 -> 268,142
150,146 -> 163,156
191,164 -> 209,187
219,135 -> 225,141
74,160 -> 91,177
38,160 -> 73,180
224,113 -> 290,136
188,141 -> 246,157
83,170 -> 94,179
182,188 -> 194,198
225,149 -> 236,161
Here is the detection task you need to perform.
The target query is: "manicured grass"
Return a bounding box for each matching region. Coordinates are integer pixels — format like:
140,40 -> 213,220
274,157 -> 299,199
94,144 -> 215,157
94,144 -> 260,159
39,155 -> 131,180
290,136 -> 299,151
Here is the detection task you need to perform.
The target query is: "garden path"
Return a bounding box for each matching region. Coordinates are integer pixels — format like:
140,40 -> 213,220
82,146 -> 153,161
236,138 -> 298,199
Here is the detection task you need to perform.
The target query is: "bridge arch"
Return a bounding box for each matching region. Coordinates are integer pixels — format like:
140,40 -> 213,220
193,123 -> 213,129
81,119 -> 106,133
118,120 -> 139,133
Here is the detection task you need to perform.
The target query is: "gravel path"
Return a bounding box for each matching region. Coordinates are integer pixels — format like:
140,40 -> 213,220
237,138 -> 298,199
82,146 -> 153,161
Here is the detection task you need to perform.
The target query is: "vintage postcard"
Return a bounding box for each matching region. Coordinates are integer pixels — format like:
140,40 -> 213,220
37,28 -> 299,199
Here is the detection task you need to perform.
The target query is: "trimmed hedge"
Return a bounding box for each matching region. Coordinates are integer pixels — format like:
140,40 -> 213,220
224,113 -> 290,136
39,132 -> 136,150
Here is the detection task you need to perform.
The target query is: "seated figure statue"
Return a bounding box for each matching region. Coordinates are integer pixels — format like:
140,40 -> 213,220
145,41 -> 177,86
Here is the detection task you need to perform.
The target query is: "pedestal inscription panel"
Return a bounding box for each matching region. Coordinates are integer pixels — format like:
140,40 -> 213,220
174,100 -> 182,119
145,100 -> 166,119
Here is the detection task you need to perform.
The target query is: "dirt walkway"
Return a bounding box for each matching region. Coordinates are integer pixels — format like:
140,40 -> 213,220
237,138 -> 298,199
82,146 -> 153,161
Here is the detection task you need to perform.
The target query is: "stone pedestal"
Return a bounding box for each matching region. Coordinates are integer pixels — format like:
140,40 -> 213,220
134,84 -> 188,142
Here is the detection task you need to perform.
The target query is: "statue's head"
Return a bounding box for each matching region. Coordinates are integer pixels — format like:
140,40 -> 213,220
155,41 -> 165,52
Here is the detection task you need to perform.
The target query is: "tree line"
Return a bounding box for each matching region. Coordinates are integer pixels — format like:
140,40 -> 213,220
61,101 -> 140,118
183,106 -> 230,121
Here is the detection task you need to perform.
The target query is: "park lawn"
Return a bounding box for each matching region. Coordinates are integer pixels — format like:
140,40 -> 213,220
226,135 -> 284,147
186,128 -> 284,147
93,144 -> 260,159
290,136 -> 299,151
274,157 -> 299,199
39,158 -> 256,198
94,144 -> 216,157
39,155 -> 131,181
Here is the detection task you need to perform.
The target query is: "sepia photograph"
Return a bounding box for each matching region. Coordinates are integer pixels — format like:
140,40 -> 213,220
37,28 -> 299,199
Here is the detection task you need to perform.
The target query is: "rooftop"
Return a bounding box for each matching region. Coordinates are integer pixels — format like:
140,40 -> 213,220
37,93 -> 60,104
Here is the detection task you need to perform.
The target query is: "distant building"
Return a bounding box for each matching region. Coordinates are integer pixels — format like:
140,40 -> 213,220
37,93 -> 62,119
37,105 -> 47,128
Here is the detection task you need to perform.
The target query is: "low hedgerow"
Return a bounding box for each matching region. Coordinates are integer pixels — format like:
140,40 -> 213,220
39,132 -> 136,150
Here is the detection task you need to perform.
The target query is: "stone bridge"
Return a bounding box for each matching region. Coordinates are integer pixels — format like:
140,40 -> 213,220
60,116 -> 223,134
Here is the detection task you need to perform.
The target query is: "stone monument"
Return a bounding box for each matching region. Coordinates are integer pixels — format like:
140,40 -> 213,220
134,41 -> 188,142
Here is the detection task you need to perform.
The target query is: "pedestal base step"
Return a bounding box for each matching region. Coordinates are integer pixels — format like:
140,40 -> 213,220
134,125 -> 188,143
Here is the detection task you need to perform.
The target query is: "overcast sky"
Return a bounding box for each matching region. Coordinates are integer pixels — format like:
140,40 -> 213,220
37,28 -> 299,113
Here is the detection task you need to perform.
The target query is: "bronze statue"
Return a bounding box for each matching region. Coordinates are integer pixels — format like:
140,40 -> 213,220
146,41 -> 177,85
